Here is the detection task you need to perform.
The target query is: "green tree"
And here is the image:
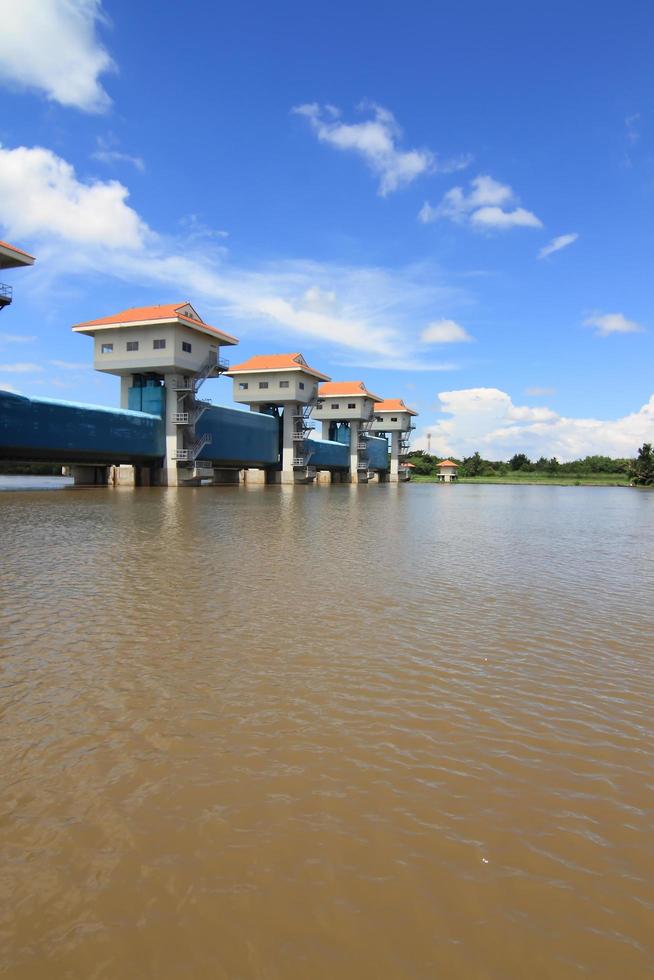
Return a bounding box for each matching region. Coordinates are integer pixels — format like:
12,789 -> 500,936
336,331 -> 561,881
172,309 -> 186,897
462,451 -> 483,477
509,453 -> 531,471
629,443 -> 654,486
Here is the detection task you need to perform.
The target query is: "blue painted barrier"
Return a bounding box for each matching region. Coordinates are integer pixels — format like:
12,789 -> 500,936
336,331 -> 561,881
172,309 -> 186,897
0,389 -> 165,463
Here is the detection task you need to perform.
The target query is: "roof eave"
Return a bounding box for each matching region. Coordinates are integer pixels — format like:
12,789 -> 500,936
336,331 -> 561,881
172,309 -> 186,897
226,365 -> 330,380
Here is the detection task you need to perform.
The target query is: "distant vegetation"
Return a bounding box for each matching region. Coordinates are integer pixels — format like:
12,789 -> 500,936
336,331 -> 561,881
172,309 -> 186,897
629,443 -> 654,486
406,449 -> 649,485
0,462 -> 62,476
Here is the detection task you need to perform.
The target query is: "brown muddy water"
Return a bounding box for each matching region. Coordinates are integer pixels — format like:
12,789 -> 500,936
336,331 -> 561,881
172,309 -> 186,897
1,483 -> 653,979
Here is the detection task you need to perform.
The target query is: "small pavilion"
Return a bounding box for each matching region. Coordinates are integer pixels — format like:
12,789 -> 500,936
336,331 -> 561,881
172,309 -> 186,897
437,459 -> 459,482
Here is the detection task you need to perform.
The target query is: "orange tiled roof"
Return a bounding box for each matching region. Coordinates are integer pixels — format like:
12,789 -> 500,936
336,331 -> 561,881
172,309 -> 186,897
373,398 -> 418,416
318,380 -> 383,401
437,459 -> 459,467
72,303 -> 238,344
0,240 -> 36,265
226,353 -> 330,381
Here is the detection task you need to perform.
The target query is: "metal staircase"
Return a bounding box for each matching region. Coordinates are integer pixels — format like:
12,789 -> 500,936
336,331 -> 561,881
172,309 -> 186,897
292,403 -> 316,468
170,350 -> 229,466
357,417 -> 374,472
399,423 -> 416,457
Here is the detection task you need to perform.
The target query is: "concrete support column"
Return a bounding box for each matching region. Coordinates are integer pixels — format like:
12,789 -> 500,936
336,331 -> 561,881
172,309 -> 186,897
163,377 -> 182,487
321,420 -> 331,440
349,421 -> 367,483
316,470 -> 332,484
244,468 -> 267,484
389,430 -> 401,483
281,404 -> 296,485
119,376 -> 132,410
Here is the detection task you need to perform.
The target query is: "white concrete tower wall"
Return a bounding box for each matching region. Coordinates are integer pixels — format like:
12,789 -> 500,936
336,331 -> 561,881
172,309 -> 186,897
370,398 -> 418,484
225,353 -> 331,484
281,404 -> 297,484
390,431 -> 401,482
71,303 -> 239,486
312,382 -> 384,483
349,419 -> 362,482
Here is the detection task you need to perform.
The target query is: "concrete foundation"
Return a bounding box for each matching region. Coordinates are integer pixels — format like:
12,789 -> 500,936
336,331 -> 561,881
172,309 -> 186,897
109,464 -> 152,486
212,468 -> 240,485
71,464 -> 109,486
243,468 -> 267,484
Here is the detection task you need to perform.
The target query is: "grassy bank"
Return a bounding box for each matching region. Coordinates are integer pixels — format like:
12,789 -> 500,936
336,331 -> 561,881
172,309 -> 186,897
411,473 -> 630,486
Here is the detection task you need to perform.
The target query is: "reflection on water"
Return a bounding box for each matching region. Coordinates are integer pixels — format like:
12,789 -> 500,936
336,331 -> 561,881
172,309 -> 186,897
1,484 -> 653,979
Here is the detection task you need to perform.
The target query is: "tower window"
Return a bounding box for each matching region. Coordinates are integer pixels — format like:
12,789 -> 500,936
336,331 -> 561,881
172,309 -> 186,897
101,343 -> 113,353
239,382 -> 249,390
299,382 -> 305,390
153,339 -> 166,349
391,417 -> 398,421
279,380 -> 289,388
126,341 -> 139,352
348,403 -> 356,409
182,341 -> 192,353
258,381 -> 269,389
331,403 -> 339,409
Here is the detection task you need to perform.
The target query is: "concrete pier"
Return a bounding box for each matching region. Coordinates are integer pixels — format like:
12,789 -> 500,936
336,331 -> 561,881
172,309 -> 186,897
71,464 -> 110,486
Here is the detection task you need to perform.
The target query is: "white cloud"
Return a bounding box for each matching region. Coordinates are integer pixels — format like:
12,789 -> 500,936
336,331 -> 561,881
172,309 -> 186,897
625,113 -> 640,145
415,386 -> 654,461
421,319 -> 473,343
0,362 -> 43,373
538,233 -> 578,259
293,101 -> 469,196
584,312 -> 645,336
420,174 -> 542,231
0,332 -> 36,345
0,381 -> 21,393
49,359 -> 90,370
0,144 -> 150,249
0,0 -> 114,112
524,386 -> 555,397
0,143 -> 468,363
91,144 -> 145,172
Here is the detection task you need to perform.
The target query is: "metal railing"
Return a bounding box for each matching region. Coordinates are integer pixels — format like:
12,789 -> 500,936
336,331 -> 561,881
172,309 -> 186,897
173,432 -> 212,462
0,283 -> 13,307
171,376 -> 195,391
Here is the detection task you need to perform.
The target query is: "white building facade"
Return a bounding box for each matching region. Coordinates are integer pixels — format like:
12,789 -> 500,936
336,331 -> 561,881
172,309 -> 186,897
73,302 -> 238,485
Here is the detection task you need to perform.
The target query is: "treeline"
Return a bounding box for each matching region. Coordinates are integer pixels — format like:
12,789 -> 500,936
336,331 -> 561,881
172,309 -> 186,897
407,450 -> 638,479
0,462 -> 62,476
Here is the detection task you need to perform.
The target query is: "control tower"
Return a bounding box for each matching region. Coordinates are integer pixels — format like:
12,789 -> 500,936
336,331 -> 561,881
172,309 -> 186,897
73,302 -> 238,485
0,240 -> 35,311
370,398 -> 418,482
225,353 -> 331,483
312,381 -> 383,482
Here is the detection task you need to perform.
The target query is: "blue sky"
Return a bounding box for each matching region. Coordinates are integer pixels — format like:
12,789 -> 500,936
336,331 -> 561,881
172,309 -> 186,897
1,0 -> 653,459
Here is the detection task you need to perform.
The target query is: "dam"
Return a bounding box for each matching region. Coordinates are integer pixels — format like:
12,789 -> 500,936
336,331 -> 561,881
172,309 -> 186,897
0,249 -> 417,485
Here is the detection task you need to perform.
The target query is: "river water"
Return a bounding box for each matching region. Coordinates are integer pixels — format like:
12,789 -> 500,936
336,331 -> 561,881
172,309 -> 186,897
1,483 -> 653,979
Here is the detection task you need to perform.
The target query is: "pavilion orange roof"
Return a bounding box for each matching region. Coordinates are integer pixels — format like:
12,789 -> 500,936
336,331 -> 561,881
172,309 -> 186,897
373,398 -> 418,416
437,459 -> 459,467
318,380 -> 383,401
0,240 -> 36,267
226,353 -> 330,381
72,303 -> 239,344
